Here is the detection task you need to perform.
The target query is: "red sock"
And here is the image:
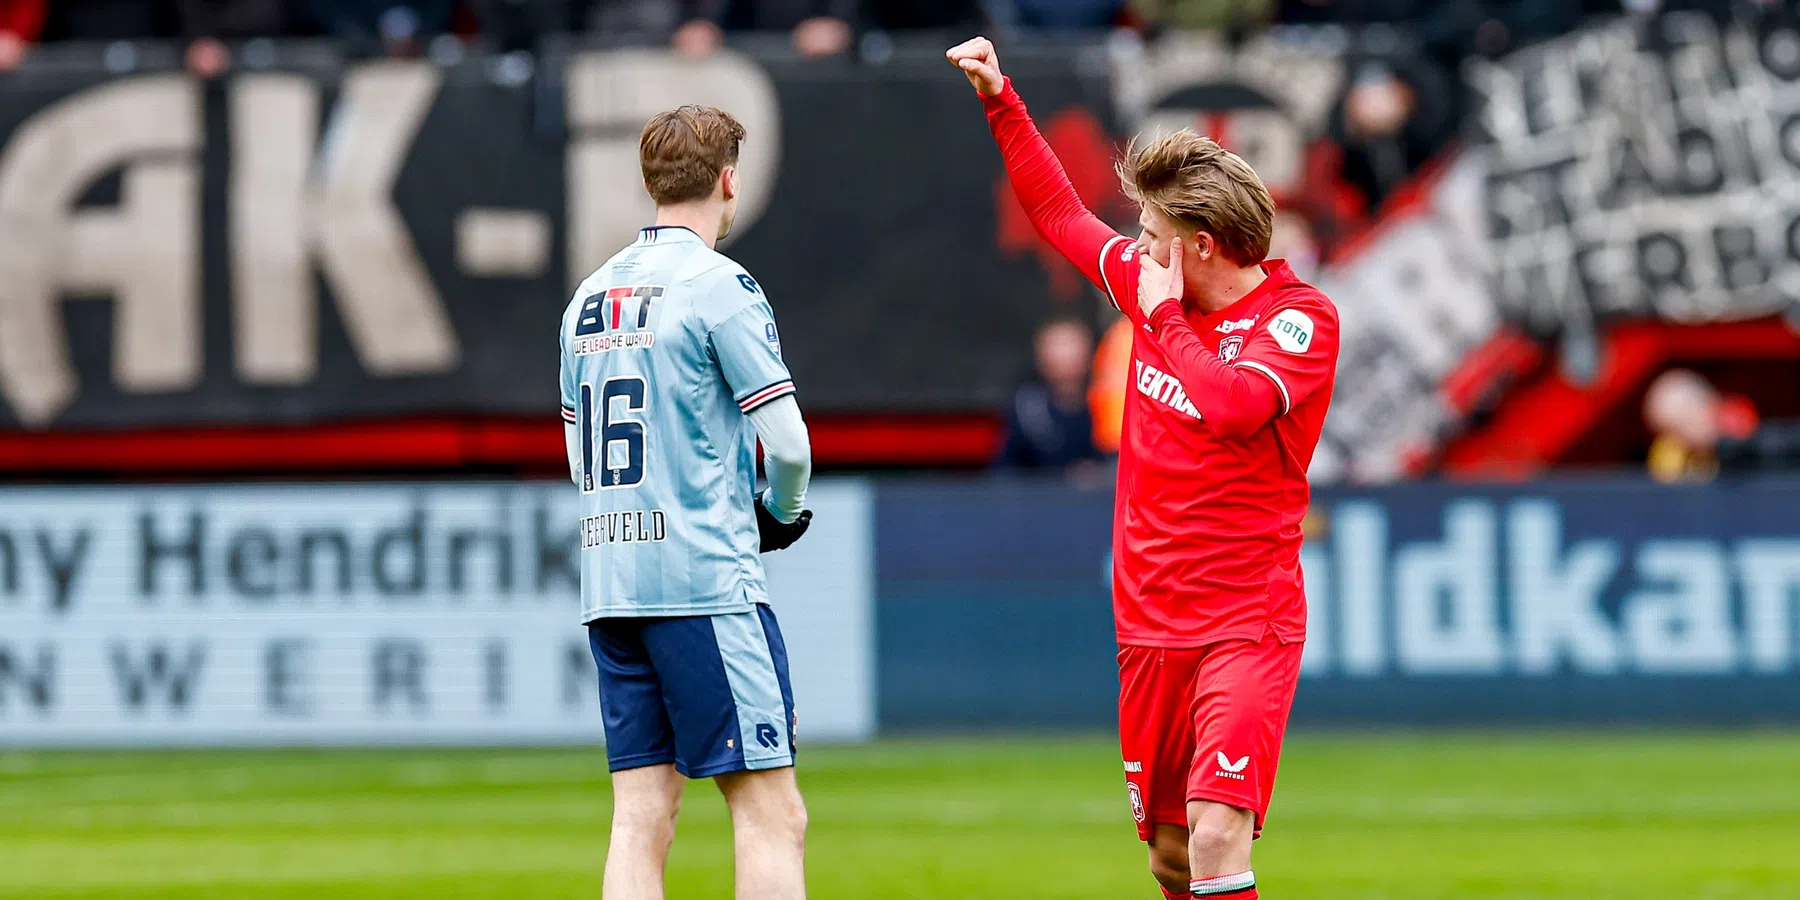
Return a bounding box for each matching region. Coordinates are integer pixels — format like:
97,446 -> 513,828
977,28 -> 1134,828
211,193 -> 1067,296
1160,886 -> 1188,900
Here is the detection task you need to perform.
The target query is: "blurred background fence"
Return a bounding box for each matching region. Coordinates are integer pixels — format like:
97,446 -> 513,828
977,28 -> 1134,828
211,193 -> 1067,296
5,4 -> 1800,746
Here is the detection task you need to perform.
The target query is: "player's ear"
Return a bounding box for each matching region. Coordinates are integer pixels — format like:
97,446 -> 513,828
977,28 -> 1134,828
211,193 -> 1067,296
1190,230 -> 1215,264
719,166 -> 739,202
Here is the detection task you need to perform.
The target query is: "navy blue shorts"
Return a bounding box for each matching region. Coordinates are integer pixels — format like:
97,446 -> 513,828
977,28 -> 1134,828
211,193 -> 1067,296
588,604 -> 797,778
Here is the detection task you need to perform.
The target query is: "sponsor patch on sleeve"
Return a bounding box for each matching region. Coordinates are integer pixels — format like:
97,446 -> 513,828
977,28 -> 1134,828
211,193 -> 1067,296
1268,308 -> 1315,353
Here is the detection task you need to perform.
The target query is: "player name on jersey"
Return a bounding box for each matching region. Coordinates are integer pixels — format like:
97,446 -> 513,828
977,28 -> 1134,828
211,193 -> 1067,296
580,510 -> 668,548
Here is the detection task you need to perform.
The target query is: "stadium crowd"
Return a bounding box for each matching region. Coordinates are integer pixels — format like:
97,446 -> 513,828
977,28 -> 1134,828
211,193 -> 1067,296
5,0 -> 1783,205
8,0 -> 1799,483
8,0 -> 1796,61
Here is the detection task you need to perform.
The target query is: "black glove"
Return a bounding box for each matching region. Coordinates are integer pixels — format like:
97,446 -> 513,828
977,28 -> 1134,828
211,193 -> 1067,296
755,491 -> 813,552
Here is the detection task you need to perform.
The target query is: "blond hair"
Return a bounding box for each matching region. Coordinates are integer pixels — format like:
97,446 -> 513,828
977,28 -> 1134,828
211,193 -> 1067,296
1117,131 -> 1274,266
639,105 -> 746,206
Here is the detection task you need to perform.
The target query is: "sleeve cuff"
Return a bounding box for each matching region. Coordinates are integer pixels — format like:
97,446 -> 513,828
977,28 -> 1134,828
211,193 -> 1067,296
1147,300 -> 1185,335
1234,359 -> 1292,415
738,379 -> 796,413
977,77 -> 1017,106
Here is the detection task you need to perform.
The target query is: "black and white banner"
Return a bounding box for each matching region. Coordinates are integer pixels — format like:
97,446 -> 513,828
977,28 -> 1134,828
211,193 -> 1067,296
0,480 -> 874,746
1311,153 -> 1495,482
1474,15 -> 1800,334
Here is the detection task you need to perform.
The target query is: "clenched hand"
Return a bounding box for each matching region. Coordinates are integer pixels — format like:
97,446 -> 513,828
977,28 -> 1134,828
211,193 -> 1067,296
946,36 -> 1005,97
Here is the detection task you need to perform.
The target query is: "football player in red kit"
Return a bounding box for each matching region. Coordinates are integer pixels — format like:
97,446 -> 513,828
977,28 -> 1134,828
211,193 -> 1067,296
948,37 -> 1340,900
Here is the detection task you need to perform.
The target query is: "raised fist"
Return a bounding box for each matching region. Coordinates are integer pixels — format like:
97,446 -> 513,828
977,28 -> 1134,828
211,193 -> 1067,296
946,36 -> 1004,97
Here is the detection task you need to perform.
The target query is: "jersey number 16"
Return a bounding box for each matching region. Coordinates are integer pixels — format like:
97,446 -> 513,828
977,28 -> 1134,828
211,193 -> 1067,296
580,376 -> 646,491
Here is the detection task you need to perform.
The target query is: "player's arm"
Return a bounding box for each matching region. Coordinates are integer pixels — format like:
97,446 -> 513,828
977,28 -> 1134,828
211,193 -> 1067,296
1224,292 -> 1338,425
706,271 -> 813,545
748,395 -> 811,522
1134,242 -> 1289,439
948,37 -> 1125,292
558,312 -> 582,487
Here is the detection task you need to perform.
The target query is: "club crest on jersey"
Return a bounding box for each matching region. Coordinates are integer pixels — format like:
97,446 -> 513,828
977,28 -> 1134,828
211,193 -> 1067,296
1218,335 -> 1244,363
573,285 -> 663,355
1269,308 -> 1314,353
1126,781 -> 1146,823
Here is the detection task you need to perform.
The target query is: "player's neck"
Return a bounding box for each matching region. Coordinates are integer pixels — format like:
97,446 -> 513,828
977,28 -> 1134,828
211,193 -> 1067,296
651,205 -> 724,248
1187,264 -> 1268,315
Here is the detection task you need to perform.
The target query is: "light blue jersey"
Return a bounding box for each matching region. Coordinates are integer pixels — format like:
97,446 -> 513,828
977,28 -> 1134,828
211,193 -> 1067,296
559,225 -> 795,622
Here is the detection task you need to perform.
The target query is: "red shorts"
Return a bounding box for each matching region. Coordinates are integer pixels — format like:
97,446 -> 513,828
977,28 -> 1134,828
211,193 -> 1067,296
1117,632 -> 1304,842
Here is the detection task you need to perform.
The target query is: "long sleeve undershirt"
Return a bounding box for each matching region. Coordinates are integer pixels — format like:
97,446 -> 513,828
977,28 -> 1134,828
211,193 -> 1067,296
748,395 -> 811,523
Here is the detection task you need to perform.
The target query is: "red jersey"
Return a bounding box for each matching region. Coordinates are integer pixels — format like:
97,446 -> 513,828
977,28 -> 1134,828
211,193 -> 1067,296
982,80 -> 1339,648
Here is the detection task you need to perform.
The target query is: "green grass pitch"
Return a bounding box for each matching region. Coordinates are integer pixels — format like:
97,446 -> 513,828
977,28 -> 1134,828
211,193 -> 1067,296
2,733 -> 1798,898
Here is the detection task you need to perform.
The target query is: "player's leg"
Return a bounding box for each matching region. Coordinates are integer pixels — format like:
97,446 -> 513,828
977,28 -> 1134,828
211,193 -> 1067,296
1184,633 -> 1305,898
644,605 -> 804,899
1185,801 -> 1255,895
1118,645 -> 1207,898
717,765 -> 807,898
590,618 -> 685,900
1147,824 -> 1193,899
604,763 -> 685,900
715,606 -> 805,898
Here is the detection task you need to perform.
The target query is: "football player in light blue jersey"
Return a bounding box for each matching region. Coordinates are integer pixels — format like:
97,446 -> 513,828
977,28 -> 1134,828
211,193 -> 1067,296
559,105 -> 813,900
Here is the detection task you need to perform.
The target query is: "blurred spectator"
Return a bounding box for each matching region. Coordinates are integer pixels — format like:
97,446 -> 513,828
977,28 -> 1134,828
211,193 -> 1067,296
1132,0 -> 1270,31
46,0 -> 170,40
862,0 -> 981,30
1276,0 -> 1411,24
1643,369 -> 1773,482
997,319 -> 1106,475
181,0 -> 291,37
477,0 -> 583,49
0,0 -> 44,70
672,0 -> 854,59
1414,0 -> 1582,64
1329,56 -> 1455,210
305,0 -> 455,54
1011,0 -> 1121,31
1089,315 -> 1132,455
471,0 -> 680,46
1268,208 -> 1318,281
179,0 -> 292,77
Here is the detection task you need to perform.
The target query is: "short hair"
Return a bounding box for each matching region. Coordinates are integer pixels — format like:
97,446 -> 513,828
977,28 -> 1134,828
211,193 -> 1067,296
639,105 -> 746,206
1117,131 -> 1274,266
